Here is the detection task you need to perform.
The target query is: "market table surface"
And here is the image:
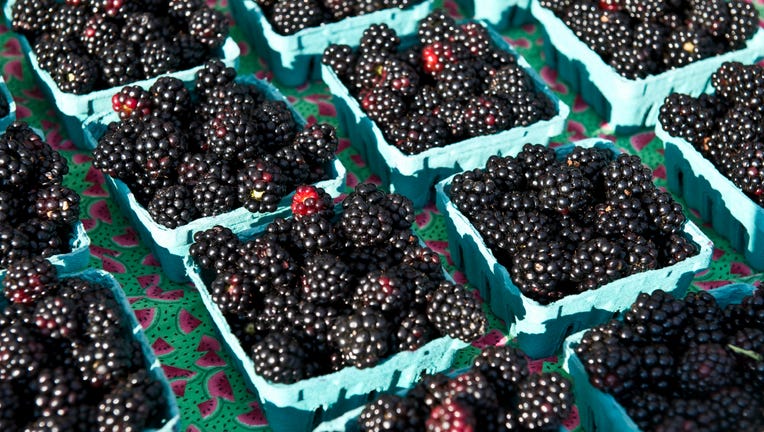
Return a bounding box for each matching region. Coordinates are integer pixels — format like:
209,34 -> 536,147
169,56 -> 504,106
0,1 -> 761,430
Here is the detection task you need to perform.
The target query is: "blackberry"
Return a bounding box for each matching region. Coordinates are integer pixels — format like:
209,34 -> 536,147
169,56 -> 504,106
255,292 -> 301,335
34,366 -> 88,418
54,53 -> 99,94
504,210 -> 557,257
393,310 -> 434,352
11,0 -> 54,36
111,86 -> 153,120
3,256 -> 56,304
33,32 -> 79,72
379,58 -> 419,97
657,398 -> 716,431
190,225 -> 241,274
729,327 -> 764,385
193,175 -> 237,217
359,394 -> 427,432
659,93 -> 715,146
177,153 -> 223,187
436,62 -> 479,102
49,4 -> 88,38
194,59 -> 236,98
73,337 -> 136,388
359,23 -> 400,56
602,154 -> 654,200
293,122 -> 338,165
724,287 -> 764,333
448,169 -> 499,215
201,81 -> 264,120
443,370 -> 499,421
714,105 -> 764,148
252,101 -> 298,153
401,246 -> 443,282
426,400 -> 476,432
426,281 -> 485,342
488,64 -> 535,99
322,44 -> 356,78
726,0 -> 759,49
140,39 -> 181,77
0,322 -> 46,380
147,185 -> 197,228
511,240 -> 573,303
353,270 -> 411,315
624,289 -> 687,344
609,46 -> 659,79
509,90 -> 556,127
361,87 -> 406,128
265,146 -> 311,187
708,386 -> 764,430
236,160 -> 288,213
690,0 -> 730,39
300,253 -> 352,305
322,0 -> 354,20
168,0 -> 204,20
636,343 -> 675,392
203,109 -> 259,161
0,226 -> 32,268
656,233 -> 698,266
340,183 -> 395,247
516,372 -> 572,431
93,116 -> 143,180
416,10 -> 457,45
149,76 -> 192,119
85,297 -> 127,341
121,12 -> 167,45
96,370 -> 166,431
189,8 -> 228,49
432,100 -> 466,139
594,197 -> 648,236
292,213 -> 337,252
678,343 -> 735,395
641,188 -> 686,234
728,141 -> 764,206
663,27 -> 718,69
462,95 -> 512,137
329,308 -> 390,369
389,113 -> 449,155
33,295 -> 80,340
517,143 -> 556,187
472,345 -> 529,403
569,237 -> 627,292
621,232 -> 659,275
575,321 -> 639,397
290,184 -> 334,219
81,14 -> 119,56
34,185 -> 80,226
537,165 -> 592,215
237,237 -> 297,291
134,115 -> 186,180
209,271 -> 259,317
623,391 -> 669,431
271,0 -> 323,35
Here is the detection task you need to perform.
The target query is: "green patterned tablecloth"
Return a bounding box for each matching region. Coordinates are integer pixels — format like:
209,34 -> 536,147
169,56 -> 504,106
0,1 -> 762,430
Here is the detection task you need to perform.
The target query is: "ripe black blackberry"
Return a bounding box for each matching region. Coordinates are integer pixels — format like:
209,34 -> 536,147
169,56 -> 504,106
237,237 -> 297,291
517,143 -> 557,188
569,237 -> 627,292
236,159 -> 288,213
134,114 -> 186,180
3,256 -> 56,305
361,86 -> 406,127
621,231 -> 659,275
642,188 -> 686,234
33,33 -> 79,72
0,322 -> 47,380
728,141 -> 764,206
379,58 -> 419,98
708,386 -> 764,430
340,183 -> 395,247
472,345 -> 529,403
353,270 -> 411,316
507,88 -> 556,127
140,38 -> 181,77
193,175 -> 237,217
729,327 -> 764,385
329,308 -> 390,369
253,101 -> 298,153
516,372 -> 572,431
511,240 -> 572,304
635,343 -> 675,392
664,27 -> 718,69
81,15 -> 120,56
659,93 -> 716,146
33,295 -> 81,339
49,4 -> 88,37
147,185 -> 198,228
195,59 -> 237,98
435,62 -> 479,102
189,8 -> 228,49
149,77 -> 191,119
416,10 -> 457,45
593,197 -> 648,236
624,289 -> 687,344
678,343 -> 735,395
34,366 -> 88,418
292,213 -> 337,253
359,394 -> 427,432
34,184 -> 80,227
655,233 -> 698,266
74,337 -> 138,388
623,391 -> 670,431
270,0 -> 323,35
726,0 -> 759,49
448,169 -> 499,215
488,64 -> 535,99
293,122 -> 338,165
96,370 -> 166,431
393,310 -> 434,352
602,154 -> 655,200
575,321 -> 639,397
462,95 -> 512,138
189,225 -> 242,274
54,53 -> 99,94
11,0 -> 54,36
609,46 -> 659,79
389,113 -> 449,155
301,253 -> 352,305
203,109 -> 260,161
121,12 -> 167,45
359,23 -> 400,56
209,271 -> 259,317
426,281 -> 485,341
537,165 -> 592,215
322,44 -> 356,78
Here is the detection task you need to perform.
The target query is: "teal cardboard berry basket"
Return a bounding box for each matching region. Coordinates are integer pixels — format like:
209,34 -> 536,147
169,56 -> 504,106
434,138 -> 713,359
656,121 -> 764,271
0,269 -> 181,431
82,75 -> 346,282
455,0 -> 534,29
530,0 -> 764,132
322,20 -> 569,208
562,283 -> 757,432
229,0 -> 433,87
0,76 -> 16,133
3,0 -> 240,150
183,224 -> 469,432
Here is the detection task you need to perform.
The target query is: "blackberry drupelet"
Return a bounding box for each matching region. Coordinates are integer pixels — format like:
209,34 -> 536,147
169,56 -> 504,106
426,281 -> 485,341
516,372 -> 572,431
147,185 -> 198,228
329,308 -> 390,369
